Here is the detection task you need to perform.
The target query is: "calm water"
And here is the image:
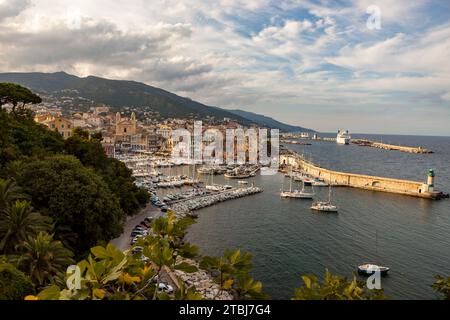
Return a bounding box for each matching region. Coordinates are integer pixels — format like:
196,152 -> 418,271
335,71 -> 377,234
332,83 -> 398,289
181,134 -> 450,300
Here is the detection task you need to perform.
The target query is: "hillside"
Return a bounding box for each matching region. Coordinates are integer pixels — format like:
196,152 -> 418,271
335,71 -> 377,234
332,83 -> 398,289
0,72 -> 313,132
229,109 -> 314,133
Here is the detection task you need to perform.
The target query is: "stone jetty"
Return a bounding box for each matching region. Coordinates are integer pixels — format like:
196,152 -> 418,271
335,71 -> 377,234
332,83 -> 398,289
171,186 -> 263,217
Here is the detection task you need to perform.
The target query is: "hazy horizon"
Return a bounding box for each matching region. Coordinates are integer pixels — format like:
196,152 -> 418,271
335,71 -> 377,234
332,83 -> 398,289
1,0 -> 449,135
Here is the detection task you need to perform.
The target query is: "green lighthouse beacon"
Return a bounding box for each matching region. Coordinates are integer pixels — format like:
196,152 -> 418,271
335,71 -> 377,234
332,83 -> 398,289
427,169 -> 435,192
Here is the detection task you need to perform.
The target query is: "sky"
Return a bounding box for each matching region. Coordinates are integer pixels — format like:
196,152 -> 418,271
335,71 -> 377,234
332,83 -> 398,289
0,0 -> 449,135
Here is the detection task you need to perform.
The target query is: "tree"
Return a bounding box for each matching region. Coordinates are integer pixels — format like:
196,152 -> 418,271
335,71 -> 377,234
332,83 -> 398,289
14,232 -> 74,287
200,249 -> 268,299
32,213 -> 201,300
0,200 -> 52,254
432,275 -> 450,300
65,130 -> 148,216
0,83 -> 41,114
16,155 -> 125,256
0,179 -> 25,212
0,262 -> 34,300
292,269 -> 388,300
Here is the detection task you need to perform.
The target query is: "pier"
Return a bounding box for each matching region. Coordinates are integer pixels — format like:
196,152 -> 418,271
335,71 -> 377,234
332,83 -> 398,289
352,139 -> 433,154
280,150 -> 447,199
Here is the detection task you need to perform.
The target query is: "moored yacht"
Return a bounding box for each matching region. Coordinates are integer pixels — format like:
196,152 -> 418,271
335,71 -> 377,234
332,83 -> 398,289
311,185 -> 338,212
281,176 -> 314,199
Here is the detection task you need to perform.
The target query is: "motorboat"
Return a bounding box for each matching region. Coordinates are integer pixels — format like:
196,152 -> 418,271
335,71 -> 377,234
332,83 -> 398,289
357,264 -> 390,276
311,179 -> 329,187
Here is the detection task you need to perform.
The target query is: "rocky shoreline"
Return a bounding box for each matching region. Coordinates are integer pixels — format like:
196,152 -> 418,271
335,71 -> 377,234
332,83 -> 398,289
170,186 -> 263,300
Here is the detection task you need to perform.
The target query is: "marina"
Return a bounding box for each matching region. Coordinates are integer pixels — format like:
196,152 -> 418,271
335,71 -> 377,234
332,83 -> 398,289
185,134 -> 450,300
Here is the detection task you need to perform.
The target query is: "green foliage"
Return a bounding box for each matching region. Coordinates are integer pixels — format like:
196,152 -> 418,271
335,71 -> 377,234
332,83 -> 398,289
0,83 -> 41,113
16,156 -> 125,256
0,179 -> 25,211
12,232 -> 74,287
0,200 -> 52,253
432,275 -> 450,300
33,214 -> 201,300
200,249 -> 268,300
65,129 -> 148,216
0,262 -> 34,300
292,269 -> 388,300
0,109 -> 64,171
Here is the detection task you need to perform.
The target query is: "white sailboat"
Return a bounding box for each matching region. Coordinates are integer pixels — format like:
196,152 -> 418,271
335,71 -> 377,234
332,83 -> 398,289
311,185 -> 338,212
281,175 -> 314,199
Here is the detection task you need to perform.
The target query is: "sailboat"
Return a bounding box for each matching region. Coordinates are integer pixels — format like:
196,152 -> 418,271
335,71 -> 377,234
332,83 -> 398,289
281,175 -> 314,199
311,185 -> 338,212
358,230 -> 390,276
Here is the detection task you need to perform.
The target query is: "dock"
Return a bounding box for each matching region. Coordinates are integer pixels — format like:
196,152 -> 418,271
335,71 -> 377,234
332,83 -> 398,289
352,139 -> 433,154
280,150 -> 447,200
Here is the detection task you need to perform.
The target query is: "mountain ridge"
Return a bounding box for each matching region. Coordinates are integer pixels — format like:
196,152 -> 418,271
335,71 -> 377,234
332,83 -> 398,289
0,71 -> 313,132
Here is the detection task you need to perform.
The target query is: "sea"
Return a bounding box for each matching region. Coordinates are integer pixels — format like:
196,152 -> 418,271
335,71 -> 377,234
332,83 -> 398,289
167,134 -> 450,300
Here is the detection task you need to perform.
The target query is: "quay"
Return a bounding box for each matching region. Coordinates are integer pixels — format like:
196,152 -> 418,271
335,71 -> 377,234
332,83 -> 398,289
280,150 -> 448,200
352,139 -> 433,154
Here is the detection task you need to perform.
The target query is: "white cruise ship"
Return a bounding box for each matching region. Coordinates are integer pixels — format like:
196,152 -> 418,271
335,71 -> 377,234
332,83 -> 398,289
336,130 -> 351,145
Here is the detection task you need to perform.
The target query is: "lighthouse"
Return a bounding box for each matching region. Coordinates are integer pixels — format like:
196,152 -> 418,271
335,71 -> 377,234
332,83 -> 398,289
427,169 -> 435,192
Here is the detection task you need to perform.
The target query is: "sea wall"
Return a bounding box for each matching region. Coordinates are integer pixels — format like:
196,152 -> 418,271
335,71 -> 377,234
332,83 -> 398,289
280,153 -> 442,199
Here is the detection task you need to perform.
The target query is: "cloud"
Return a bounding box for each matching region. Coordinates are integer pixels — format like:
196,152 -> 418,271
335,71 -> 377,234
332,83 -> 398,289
0,0 -> 449,135
0,0 -> 30,21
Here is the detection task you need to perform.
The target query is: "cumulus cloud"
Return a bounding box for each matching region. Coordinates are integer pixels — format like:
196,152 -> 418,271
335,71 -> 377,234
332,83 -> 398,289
0,0 -> 30,21
0,0 -> 449,134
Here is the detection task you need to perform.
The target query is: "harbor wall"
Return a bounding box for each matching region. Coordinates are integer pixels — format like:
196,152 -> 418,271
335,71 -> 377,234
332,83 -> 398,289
280,153 -> 440,199
352,139 -> 432,154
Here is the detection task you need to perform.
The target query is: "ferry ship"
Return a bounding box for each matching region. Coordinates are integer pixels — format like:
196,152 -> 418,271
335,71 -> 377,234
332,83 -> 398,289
336,130 -> 351,145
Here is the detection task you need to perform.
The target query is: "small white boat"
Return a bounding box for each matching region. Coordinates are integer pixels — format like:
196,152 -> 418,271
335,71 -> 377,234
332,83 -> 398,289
281,176 -> 314,199
357,264 -> 390,276
238,180 -> 249,185
311,185 -> 338,212
281,190 -> 314,199
312,179 -> 329,187
311,201 -> 338,212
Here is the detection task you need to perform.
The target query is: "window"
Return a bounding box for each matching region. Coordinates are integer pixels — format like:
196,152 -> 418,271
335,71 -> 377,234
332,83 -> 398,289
124,128 -> 127,133
61,124 -> 65,129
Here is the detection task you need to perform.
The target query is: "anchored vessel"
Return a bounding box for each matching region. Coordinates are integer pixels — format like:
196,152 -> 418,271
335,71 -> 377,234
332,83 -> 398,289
357,264 -> 390,276
281,175 -> 314,199
336,130 -> 351,145
311,185 -> 338,212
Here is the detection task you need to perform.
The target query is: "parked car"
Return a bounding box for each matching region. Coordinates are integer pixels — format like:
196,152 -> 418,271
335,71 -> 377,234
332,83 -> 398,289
132,246 -> 143,254
145,216 -> 153,222
157,283 -> 174,294
140,221 -> 151,228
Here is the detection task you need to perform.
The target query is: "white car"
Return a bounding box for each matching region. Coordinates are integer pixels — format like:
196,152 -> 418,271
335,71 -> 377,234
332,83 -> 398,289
157,283 -> 174,294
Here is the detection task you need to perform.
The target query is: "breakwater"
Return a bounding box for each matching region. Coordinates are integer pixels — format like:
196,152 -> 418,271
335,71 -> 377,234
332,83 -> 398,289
171,187 -> 263,216
352,139 -> 433,154
280,151 -> 447,199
